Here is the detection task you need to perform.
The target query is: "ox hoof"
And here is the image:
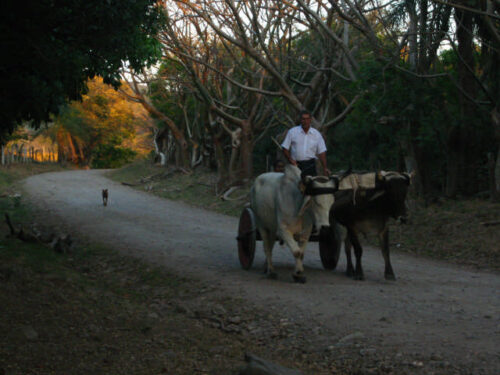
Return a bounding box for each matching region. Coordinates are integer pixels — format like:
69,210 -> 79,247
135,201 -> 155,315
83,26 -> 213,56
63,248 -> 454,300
385,273 -> 396,281
346,268 -> 354,278
292,273 -> 307,284
354,274 -> 365,281
267,271 -> 278,280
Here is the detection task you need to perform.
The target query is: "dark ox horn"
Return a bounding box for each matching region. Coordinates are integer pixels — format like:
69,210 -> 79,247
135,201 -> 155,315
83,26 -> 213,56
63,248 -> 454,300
330,175 -> 339,188
300,171 -> 310,183
402,172 -> 411,185
335,167 -> 352,186
376,171 -> 385,182
339,166 -> 352,180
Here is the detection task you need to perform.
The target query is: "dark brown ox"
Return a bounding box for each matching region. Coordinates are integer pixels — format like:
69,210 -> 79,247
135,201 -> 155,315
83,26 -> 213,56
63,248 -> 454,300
331,171 -> 412,280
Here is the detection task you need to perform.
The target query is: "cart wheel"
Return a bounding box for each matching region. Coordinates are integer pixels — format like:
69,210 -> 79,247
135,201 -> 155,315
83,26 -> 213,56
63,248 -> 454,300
237,207 -> 257,270
319,224 -> 341,270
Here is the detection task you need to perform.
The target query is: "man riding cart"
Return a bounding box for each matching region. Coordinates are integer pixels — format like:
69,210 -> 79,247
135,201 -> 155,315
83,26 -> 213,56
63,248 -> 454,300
236,110 -> 412,282
237,110 -> 340,282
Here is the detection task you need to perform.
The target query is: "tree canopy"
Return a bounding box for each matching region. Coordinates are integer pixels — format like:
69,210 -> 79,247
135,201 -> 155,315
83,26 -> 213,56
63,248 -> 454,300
44,78 -> 150,168
139,0 -> 498,198
0,0 -> 163,143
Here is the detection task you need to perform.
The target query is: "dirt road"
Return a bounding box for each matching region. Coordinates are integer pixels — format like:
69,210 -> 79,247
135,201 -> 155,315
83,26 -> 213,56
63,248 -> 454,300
23,170 -> 499,374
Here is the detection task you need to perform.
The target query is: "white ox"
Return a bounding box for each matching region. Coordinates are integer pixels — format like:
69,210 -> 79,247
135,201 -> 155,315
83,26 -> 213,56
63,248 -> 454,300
250,165 -> 337,283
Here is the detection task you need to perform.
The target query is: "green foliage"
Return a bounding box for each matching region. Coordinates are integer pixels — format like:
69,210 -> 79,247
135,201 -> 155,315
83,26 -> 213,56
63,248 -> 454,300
55,106 -> 91,143
0,170 -> 15,192
331,59 -> 412,170
328,52 -> 493,192
0,0 -> 163,144
332,62 -> 416,164
91,139 -> 137,169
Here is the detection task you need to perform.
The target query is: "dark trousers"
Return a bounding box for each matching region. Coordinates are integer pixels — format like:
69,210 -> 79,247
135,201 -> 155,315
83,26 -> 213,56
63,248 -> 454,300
297,159 -> 317,176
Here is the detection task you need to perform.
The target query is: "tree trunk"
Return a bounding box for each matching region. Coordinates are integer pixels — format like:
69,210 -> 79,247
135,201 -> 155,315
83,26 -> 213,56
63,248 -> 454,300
239,121 -> 253,181
228,145 -> 238,182
407,120 -> 427,196
408,4 -> 418,70
190,143 -> 203,169
77,143 -> 85,165
178,140 -> 190,169
57,144 -> 65,164
153,128 -> 167,166
137,97 -> 189,168
66,133 -> 78,164
213,130 -> 228,192
13,144 -> 19,163
493,107 -> 500,201
446,142 -> 460,197
454,8 -> 479,196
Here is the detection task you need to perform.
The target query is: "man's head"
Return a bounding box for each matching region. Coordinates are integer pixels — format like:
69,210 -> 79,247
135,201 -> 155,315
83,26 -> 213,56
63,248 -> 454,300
299,110 -> 312,131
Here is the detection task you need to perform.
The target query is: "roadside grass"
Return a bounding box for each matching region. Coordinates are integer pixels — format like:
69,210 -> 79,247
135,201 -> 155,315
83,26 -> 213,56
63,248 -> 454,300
111,160 -> 500,272
396,198 -> 500,270
108,160 -> 249,217
0,163 -> 78,277
0,163 -> 69,193
1,163 -> 72,224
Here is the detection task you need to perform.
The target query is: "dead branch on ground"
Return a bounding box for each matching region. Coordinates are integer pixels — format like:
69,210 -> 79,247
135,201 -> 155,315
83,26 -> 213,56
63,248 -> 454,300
5,213 -> 72,253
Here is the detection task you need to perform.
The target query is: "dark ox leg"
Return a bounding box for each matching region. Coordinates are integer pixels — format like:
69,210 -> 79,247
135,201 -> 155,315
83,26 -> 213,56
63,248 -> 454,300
379,227 -> 395,280
348,229 -> 365,280
344,234 -> 354,277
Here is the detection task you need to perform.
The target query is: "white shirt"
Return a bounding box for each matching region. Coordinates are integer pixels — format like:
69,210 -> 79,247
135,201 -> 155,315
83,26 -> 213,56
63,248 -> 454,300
281,126 -> 327,161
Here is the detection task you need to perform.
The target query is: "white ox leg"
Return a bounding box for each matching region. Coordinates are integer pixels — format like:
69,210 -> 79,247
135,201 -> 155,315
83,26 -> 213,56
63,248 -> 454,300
259,228 -> 277,278
278,224 -> 308,283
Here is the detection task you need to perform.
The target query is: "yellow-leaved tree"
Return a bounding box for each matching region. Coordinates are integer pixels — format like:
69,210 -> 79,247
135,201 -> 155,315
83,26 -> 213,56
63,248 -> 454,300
46,78 -> 152,168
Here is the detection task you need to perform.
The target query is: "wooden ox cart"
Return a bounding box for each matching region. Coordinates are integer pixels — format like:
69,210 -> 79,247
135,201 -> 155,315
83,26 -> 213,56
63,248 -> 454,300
236,170 -> 403,274
236,206 -> 342,271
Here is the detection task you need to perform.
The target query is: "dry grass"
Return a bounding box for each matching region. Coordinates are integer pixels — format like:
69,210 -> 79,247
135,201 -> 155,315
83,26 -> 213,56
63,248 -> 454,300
395,198 -> 500,271
108,160 -> 249,217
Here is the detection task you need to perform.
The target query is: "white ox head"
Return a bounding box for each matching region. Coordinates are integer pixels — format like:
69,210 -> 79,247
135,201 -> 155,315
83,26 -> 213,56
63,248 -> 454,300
299,174 -> 338,229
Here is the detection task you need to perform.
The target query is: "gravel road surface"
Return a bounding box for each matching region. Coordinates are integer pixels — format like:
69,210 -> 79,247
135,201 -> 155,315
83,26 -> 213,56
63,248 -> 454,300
23,170 -> 500,374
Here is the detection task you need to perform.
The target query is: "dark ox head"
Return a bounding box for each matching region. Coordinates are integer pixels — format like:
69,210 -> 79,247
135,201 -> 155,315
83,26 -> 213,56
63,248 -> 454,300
375,171 -> 412,222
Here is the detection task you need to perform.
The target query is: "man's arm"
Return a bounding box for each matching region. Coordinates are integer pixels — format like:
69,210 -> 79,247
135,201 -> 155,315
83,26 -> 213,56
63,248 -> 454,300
318,151 -> 330,176
283,148 -> 297,166
315,131 -> 330,175
281,129 -> 297,166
